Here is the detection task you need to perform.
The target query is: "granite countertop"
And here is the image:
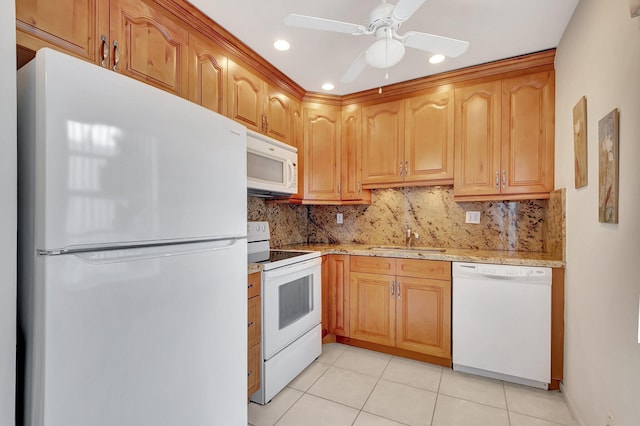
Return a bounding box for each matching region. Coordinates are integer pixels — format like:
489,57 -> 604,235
248,263 -> 262,274
273,243 -> 565,268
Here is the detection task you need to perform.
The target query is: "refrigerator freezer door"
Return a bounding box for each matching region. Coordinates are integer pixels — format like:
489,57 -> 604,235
23,239 -> 247,426
18,49 -> 247,251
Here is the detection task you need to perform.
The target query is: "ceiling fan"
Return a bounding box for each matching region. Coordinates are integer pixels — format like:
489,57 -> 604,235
284,0 -> 470,83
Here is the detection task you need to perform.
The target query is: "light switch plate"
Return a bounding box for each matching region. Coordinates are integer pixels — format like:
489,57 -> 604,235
465,211 -> 481,224
336,213 -> 343,224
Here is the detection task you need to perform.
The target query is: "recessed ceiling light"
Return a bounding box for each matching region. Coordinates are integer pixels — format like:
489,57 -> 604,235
429,54 -> 445,64
273,40 -> 290,51
321,83 -> 335,91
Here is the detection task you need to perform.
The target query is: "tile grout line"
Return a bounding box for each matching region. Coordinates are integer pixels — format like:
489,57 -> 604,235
429,367 -> 445,426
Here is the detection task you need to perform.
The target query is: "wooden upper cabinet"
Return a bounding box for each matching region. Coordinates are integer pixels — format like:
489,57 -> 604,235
303,105 -> 341,201
109,0 -> 189,97
501,71 -> 555,195
290,98 -> 305,201
454,81 -> 502,198
228,60 -> 293,144
362,100 -> 405,185
405,88 -> 454,184
454,72 -> 554,201
264,84 -> 292,144
228,60 -> 263,131
187,34 -> 227,115
16,0 -> 109,64
341,105 -> 364,201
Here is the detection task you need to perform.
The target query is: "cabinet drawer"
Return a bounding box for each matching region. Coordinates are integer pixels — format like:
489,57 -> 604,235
396,259 -> 451,280
248,272 -> 261,298
248,295 -> 261,348
247,343 -> 260,398
350,256 -> 395,275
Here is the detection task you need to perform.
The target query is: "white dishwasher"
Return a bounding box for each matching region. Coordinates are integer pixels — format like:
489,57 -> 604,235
452,262 -> 552,389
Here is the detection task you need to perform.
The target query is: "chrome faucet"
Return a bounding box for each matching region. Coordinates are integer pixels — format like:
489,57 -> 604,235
405,227 -> 419,248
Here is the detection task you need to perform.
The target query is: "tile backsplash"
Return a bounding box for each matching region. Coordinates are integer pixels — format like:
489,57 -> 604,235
249,186 -> 565,255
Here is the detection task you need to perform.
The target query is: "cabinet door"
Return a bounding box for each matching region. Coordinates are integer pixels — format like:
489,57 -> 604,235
326,255 -> 350,337
396,277 -> 451,358
501,71 -> 555,195
16,0 -> 109,65
454,81 -> 502,197
349,272 -> 395,346
227,60 -> 264,132
187,34 -> 227,115
247,343 -> 260,398
110,0 -> 189,97
362,100 -> 405,185
341,106 -> 363,200
303,105 -> 341,201
405,89 -> 454,183
247,295 -> 261,349
264,84 -> 292,144
290,98 -> 305,201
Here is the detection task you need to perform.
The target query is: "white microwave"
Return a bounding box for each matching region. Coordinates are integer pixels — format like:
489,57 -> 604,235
246,129 -> 298,197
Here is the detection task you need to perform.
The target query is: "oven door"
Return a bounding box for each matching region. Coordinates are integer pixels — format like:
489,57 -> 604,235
262,257 -> 321,359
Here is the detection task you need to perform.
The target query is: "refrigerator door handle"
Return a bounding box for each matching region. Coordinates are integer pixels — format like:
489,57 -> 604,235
44,238 -> 245,264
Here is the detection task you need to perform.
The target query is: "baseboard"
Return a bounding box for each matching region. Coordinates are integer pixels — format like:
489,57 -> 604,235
561,382 -> 585,426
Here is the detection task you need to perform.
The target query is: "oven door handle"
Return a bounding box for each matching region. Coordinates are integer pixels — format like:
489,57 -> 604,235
261,257 -> 322,280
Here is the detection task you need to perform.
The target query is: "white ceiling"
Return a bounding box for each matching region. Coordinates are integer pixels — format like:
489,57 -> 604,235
188,0 -> 579,96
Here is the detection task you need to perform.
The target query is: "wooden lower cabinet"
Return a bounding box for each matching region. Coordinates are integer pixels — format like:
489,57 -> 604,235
247,272 -> 261,398
325,254 -> 350,337
348,256 -> 451,361
247,343 -> 260,398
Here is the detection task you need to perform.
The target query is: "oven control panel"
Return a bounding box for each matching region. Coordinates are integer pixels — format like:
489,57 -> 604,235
248,221 -> 270,243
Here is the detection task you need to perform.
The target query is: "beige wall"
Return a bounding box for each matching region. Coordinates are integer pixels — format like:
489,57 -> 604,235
555,0 -> 640,424
0,0 -> 17,422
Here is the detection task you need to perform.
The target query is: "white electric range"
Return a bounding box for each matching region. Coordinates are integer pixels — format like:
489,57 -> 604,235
247,221 -> 322,404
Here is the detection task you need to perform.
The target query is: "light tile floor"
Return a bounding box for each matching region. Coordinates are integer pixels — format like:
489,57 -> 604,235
248,344 -> 575,426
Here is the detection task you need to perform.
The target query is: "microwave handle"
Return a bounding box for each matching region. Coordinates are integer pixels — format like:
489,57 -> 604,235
286,159 -> 295,188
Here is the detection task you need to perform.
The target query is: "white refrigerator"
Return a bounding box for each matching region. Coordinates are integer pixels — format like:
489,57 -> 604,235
17,48 -> 248,425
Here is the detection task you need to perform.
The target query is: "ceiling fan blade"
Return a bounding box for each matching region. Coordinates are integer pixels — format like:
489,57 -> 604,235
284,14 -> 367,35
340,51 -> 368,83
403,31 -> 470,57
392,0 -> 427,22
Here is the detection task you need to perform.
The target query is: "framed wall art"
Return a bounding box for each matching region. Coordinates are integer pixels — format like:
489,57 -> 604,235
573,96 -> 588,188
631,0 -> 640,18
598,108 -> 620,224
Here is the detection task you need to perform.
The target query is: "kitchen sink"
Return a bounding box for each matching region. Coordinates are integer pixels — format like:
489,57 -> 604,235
368,245 -> 446,253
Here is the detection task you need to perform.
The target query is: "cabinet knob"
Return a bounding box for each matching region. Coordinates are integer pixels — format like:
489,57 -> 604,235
248,283 -> 254,289
495,171 -> 499,190
502,170 -> 506,188
248,321 -> 254,328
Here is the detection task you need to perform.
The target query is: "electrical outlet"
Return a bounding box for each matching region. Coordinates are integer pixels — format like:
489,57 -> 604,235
336,213 -> 343,224
465,211 -> 481,224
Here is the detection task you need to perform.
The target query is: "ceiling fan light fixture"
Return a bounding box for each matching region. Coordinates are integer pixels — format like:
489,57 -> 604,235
429,54 -> 445,64
365,37 -> 405,69
273,39 -> 291,51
